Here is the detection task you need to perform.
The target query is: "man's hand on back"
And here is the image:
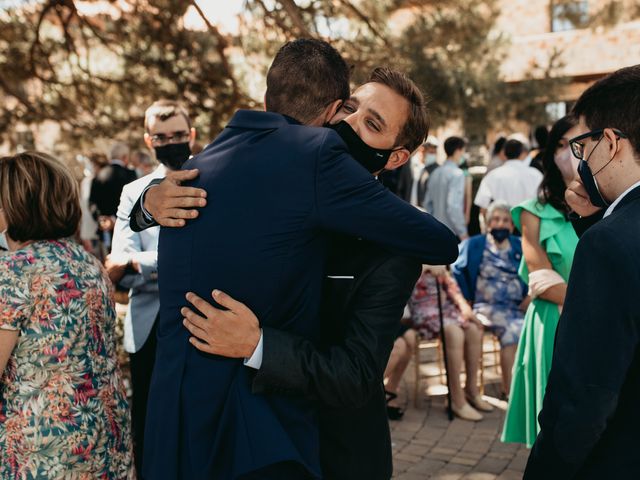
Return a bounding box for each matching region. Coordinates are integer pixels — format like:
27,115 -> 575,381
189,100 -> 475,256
565,178 -> 602,218
144,169 -> 207,227
182,290 -> 261,358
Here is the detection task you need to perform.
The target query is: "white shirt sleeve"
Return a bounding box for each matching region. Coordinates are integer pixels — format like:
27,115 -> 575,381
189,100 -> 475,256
474,175 -> 493,209
243,329 -> 264,369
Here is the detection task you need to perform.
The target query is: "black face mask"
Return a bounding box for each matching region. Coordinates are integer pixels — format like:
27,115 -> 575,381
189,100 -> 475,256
576,137 -> 611,208
154,142 -> 191,170
327,121 -> 398,174
489,228 -> 510,243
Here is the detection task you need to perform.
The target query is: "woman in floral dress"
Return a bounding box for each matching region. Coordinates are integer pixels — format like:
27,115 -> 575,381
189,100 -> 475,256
0,152 -> 132,479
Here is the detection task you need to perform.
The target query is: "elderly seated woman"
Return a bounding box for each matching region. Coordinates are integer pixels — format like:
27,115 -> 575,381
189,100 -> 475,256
452,201 -> 529,398
0,152 -> 132,479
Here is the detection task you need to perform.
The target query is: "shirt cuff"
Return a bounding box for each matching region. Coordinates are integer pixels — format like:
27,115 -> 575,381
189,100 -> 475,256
243,329 -> 264,370
139,184 -> 158,223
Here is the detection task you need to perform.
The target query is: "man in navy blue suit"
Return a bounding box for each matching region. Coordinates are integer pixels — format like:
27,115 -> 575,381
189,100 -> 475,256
524,65 -> 640,479
137,40 -> 458,479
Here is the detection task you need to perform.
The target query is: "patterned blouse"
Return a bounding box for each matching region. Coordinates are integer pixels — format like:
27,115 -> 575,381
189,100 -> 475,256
0,239 -> 132,479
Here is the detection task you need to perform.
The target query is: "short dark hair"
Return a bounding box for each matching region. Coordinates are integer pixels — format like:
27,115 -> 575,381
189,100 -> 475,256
367,67 -> 430,153
144,99 -> 191,133
572,64 -> 640,158
265,39 -> 350,124
444,136 -> 466,157
504,139 -> 524,159
492,136 -> 506,156
0,152 -> 81,242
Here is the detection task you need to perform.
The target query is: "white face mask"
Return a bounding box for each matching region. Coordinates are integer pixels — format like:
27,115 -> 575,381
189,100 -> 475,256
425,153 -> 437,166
554,146 -> 579,183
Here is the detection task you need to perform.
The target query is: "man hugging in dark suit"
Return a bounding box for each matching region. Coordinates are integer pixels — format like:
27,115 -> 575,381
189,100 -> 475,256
177,68 -> 432,480
524,65 -> 640,479
133,39 -> 457,479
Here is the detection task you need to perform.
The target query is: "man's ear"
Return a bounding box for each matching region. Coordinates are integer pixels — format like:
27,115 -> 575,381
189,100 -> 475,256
385,148 -> 410,171
323,99 -> 343,124
189,127 -> 197,149
603,127 -> 622,160
144,132 -> 153,150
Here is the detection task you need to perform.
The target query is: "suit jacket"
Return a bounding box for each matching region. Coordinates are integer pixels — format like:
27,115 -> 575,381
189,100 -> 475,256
252,236 -> 421,480
524,185 -> 640,479
111,165 -> 165,353
144,110 -> 458,480
379,161 -> 413,202
90,161 -> 137,217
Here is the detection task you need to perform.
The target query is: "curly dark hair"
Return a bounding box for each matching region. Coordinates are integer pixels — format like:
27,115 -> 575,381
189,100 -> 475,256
538,115 -> 578,215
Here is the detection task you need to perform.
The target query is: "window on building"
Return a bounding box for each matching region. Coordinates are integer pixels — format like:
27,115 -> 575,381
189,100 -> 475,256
551,1 -> 589,32
546,101 -> 568,121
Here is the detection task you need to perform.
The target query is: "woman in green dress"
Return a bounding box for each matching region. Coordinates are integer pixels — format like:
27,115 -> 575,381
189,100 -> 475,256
501,116 -> 581,447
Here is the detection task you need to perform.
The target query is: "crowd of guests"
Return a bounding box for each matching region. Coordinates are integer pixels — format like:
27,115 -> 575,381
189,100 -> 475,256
381,116 -> 584,432
0,59 -> 638,479
0,111 -> 583,475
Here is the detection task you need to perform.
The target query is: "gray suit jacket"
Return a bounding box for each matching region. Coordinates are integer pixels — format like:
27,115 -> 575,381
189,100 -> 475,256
111,165 -> 165,353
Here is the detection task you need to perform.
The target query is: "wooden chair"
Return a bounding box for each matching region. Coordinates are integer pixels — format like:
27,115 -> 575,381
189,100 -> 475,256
413,329 -> 503,407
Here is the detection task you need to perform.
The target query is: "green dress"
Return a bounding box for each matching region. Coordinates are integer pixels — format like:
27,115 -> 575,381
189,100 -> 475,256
501,199 -> 578,447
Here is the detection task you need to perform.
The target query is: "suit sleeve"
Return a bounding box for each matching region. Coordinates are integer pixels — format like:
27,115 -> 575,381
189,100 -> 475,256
314,133 -> 458,265
524,225 -> 640,478
128,178 -> 162,232
251,256 -> 421,408
111,186 -> 158,289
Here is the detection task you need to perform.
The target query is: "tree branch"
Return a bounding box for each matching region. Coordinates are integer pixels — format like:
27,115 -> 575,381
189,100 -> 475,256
276,0 -> 314,37
190,1 -> 241,109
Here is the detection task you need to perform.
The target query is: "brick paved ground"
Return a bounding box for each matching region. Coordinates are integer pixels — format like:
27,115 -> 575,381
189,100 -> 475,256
390,337 -> 530,479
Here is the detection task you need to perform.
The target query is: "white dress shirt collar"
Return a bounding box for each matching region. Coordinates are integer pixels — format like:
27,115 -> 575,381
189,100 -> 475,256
604,179 -> 640,218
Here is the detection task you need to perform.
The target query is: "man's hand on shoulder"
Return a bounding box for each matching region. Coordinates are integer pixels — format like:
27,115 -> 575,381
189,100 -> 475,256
565,178 -> 602,218
182,290 -> 261,358
144,169 -> 207,227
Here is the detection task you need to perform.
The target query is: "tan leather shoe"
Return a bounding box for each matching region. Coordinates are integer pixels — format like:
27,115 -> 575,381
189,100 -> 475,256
451,403 -> 483,422
466,393 -> 494,412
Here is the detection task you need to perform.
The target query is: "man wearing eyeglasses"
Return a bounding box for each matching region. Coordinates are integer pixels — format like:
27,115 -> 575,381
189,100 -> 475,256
524,65 -> 640,479
106,99 -> 196,477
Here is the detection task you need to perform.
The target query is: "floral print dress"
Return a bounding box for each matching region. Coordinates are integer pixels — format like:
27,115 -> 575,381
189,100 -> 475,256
0,239 -> 132,479
408,271 -> 465,340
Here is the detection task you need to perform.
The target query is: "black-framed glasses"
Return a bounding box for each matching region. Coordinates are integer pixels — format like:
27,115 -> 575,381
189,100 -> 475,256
150,131 -> 190,147
569,128 -> 628,160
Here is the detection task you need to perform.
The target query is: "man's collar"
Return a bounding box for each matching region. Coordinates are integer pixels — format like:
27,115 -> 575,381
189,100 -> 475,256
504,159 -> 524,167
111,159 -> 126,167
227,110 -> 302,130
604,180 -> 640,217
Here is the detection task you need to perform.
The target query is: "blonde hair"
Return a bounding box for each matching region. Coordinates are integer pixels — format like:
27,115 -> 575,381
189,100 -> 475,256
0,151 -> 81,242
